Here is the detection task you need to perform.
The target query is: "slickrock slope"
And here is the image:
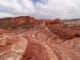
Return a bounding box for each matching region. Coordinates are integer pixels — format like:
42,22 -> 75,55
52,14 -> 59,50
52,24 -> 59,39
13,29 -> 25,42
21,21 -> 80,60
0,16 -> 80,60
0,33 -> 28,60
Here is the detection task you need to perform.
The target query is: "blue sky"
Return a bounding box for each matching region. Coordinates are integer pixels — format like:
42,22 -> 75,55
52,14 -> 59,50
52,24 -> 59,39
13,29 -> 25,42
32,0 -> 43,4
0,0 -> 80,19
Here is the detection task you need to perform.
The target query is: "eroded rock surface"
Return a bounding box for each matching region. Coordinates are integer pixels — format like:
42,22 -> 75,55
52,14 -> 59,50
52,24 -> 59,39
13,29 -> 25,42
0,16 -> 80,60
21,21 -> 80,60
0,33 -> 28,60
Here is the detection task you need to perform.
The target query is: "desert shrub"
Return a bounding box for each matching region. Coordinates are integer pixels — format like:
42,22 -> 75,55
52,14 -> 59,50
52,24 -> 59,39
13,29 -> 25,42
0,22 -> 17,29
20,22 -> 34,29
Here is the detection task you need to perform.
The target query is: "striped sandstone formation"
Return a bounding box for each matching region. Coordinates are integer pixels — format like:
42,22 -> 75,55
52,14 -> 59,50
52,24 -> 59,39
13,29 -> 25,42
0,16 -> 79,60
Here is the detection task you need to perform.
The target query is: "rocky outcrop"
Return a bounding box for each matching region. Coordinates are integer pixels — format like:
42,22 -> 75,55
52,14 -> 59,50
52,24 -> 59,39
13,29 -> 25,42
0,33 -> 28,60
0,16 -> 80,60
0,16 -> 40,29
21,22 -> 80,60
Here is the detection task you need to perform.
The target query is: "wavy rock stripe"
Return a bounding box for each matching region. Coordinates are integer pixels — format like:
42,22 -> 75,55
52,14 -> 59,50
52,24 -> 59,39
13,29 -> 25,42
21,24 -> 80,60
0,33 -> 28,60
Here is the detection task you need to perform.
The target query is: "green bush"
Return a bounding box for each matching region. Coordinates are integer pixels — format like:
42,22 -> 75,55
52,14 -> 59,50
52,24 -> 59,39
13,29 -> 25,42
20,22 -> 34,29
0,22 -> 17,29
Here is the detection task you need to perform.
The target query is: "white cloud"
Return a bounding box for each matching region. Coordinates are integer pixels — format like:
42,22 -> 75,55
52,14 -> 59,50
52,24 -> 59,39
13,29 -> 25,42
0,0 -> 80,19
0,12 -> 15,18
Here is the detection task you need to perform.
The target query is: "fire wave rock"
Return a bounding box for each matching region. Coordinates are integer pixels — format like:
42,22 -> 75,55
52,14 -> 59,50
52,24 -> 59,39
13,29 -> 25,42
0,17 -> 80,60
0,33 -> 28,60
21,23 -> 80,60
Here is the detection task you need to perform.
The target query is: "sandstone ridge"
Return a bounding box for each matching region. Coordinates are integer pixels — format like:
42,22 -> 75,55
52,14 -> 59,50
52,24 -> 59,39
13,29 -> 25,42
0,16 -> 80,60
